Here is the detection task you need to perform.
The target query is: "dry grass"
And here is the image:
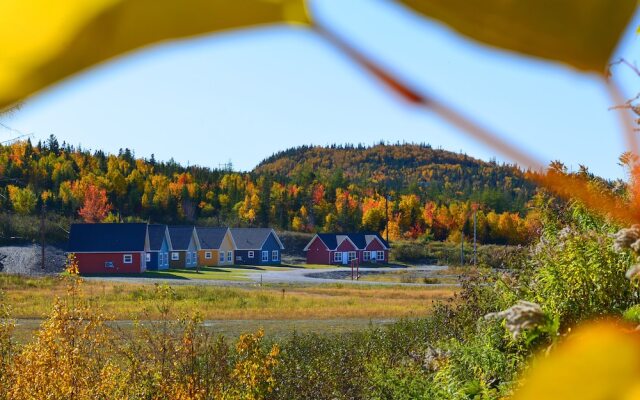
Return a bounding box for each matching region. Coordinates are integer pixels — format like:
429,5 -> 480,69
0,274 -> 457,320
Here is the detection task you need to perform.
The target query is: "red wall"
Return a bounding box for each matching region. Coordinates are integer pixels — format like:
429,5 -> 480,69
75,252 -> 144,274
306,237 -> 331,265
336,240 -> 357,251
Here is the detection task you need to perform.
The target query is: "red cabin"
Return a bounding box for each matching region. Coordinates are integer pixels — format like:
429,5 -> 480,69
67,223 -> 149,274
303,233 -> 390,265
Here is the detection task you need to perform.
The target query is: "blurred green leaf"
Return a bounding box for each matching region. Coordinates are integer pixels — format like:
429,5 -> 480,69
397,0 -> 636,73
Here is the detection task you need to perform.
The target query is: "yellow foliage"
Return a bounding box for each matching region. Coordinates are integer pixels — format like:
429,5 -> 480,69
514,321 -> 640,400
0,0 -> 310,109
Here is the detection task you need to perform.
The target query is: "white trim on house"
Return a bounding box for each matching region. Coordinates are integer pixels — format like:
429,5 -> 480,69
272,250 -> 279,262
334,252 -> 342,262
123,254 -> 133,264
248,251 -> 254,258
227,251 -> 232,262
302,234 -> 329,251
219,252 -> 225,262
261,251 -> 269,262
171,252 -> 179,261
205,251 -> 212,259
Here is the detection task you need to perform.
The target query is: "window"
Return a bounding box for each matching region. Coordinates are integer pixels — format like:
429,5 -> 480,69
205,251 -> 212,259
105,261 -> 114,268
363,251 -> 370,261
348,251 -> 356,261
227,251 -> 233,262
186,253 -> 191,264
123,254 -> 132,264
272,250 -> 279,262
193,252 -> 197,264
376,251 -> 385,261
219,252 -> 225,262
236,255 -> 242,261
334,252 -> 342,262
163,253 -> 168,265
248,251 -> 254,258
262,251 -> 269,262
172,252 -> 179,261
146,253 -> 151,262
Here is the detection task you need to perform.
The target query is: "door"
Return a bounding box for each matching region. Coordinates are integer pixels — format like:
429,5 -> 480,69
342,252 -> 348,265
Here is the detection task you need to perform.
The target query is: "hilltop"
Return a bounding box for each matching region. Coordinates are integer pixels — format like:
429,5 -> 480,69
255,143 -> 536,213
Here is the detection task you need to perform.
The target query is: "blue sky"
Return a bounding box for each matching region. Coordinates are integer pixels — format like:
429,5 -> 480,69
3,0 -> 640,179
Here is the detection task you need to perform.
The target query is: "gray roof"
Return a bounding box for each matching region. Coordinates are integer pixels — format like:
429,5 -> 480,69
168,226 -> 196,250
147,224 -> 168,251
68,223 -> 147,252
195,227 -> 228,250
230,228 -> 283,250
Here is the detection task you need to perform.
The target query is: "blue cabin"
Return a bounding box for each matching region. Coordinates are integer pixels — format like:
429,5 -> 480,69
146,224 -> 171,270
230,228 -> 284,265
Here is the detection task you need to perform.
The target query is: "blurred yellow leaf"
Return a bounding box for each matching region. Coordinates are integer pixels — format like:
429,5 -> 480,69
397,0 -> 636,73
0,0 -> 309,110
514,322 -> 640,400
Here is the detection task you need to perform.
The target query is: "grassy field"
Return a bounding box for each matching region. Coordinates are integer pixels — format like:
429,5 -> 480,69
0,274 -> 457,321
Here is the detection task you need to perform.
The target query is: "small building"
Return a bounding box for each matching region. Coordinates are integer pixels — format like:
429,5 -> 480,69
303,233 -> 390,265
230,228 -> 284,265
195,227 -> 235,266
146,224 -> 171,271
168,226 -> 199,269
67,223 -> 149,274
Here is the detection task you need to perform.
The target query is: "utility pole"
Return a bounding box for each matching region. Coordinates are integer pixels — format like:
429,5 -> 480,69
40,203 -> 46,270
460,228 -> 464,266
385,194 -> 389,243
473,209 -> 477,267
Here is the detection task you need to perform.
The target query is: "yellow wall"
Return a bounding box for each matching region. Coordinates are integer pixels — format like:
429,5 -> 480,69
197,231 -> 235,266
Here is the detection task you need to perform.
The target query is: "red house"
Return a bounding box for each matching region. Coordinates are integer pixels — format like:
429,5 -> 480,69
303,233 -> 390,265
67,223 -> 149,274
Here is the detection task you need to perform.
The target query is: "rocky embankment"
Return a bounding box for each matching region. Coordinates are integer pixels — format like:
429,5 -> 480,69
0,245 -> 66,275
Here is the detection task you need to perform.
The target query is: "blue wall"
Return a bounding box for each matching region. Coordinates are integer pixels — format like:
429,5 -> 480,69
234,232 -> 282,265
147,238 -> 169,270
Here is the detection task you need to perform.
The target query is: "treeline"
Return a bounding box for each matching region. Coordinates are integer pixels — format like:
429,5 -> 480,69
0,137 -> 539,244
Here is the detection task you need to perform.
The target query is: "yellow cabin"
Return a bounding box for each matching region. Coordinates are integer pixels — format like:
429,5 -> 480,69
195,227 -> 235,266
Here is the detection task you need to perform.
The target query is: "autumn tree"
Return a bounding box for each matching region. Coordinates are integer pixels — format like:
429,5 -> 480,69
78,184 -> 111,223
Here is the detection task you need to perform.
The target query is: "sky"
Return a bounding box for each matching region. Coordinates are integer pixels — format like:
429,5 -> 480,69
3,0 -> 640,179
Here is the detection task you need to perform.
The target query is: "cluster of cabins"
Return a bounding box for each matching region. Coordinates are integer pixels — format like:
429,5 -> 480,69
67,223 -> 390,274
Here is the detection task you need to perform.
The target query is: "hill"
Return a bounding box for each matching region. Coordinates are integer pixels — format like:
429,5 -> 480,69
0,138 -> 539,245
255,143 -> 536,213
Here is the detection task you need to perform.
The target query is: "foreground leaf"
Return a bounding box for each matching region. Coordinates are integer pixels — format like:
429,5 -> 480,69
514,322 -> 640,400
0,0 -> 309,110
397,0 -> 636,73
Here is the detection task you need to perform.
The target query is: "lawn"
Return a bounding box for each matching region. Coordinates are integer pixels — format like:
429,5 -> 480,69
80,263 -> 335,282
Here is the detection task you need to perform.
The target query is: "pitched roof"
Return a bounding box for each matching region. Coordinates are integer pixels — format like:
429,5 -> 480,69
168,226 -> 196,250
147,224 -> 169,251
230,228 -> 284,250
305,232 -> 390,251
68,223 -> 147,252
195,227 -> 228,250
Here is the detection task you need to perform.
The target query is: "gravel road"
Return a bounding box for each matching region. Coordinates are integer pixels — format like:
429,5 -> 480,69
84,265 -> 451,287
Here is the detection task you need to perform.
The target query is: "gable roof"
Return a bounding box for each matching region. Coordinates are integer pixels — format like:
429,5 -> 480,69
168,226 -> 197,251
230,228 -> 284,250
68,223 -> 147,252
147,224 -> 170,251
195,227 -> 229,250
304,232 -> 390,251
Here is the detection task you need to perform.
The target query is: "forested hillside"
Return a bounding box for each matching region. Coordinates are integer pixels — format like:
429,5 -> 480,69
0,137 -> 540,245
256,143 -> 536,212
